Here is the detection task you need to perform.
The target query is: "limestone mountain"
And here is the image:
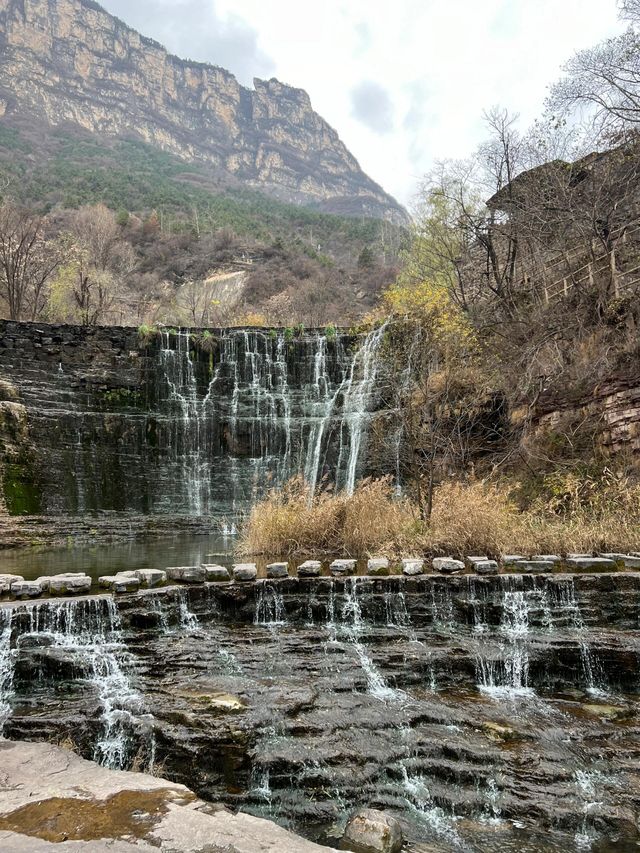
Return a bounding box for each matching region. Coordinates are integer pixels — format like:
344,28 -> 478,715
0,0 -> 407,224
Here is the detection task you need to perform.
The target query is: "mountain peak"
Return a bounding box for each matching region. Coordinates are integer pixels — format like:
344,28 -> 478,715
0,0 -> 408,224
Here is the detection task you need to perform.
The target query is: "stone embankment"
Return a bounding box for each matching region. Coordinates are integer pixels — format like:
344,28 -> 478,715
1,551 -> 639,603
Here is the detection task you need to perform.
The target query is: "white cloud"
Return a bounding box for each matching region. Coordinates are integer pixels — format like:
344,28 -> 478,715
100,0 -> 624,207
350,80 -> 395,134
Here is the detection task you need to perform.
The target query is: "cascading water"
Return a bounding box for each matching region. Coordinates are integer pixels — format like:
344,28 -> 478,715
476,585 -> 533,697
339,578 -> 399,701
0,609 -> 14,731
175,589 -> 199,631
152,327 -> 388,515
255,582 -> 287,627
552,579 -> 606,695
2,599 -> 153,769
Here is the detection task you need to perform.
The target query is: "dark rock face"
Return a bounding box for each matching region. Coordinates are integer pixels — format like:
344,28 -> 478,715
1,572 -> 640,852
0,0 -> 407,224
0,321 -> 390,516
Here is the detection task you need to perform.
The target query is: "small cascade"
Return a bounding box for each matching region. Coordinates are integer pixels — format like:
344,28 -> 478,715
0,609 -> 14,731
476,586 -> 533,697
552,579 -> 606,694
255,582 -> 287,627
384,589 -> 414,636
340,578 -> 399,701
8,599 -> 153,770
400,768 -> 466,848
573,770 -> 605,849
175,589 -> 199,631
430,582 -> 455,631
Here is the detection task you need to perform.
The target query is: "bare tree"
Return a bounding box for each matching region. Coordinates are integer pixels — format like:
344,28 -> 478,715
0,202 -> 64,320
547,16 -> 640,139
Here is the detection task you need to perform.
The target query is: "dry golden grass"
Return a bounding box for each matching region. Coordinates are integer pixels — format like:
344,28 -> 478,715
239,475 -> 640,560
239,477 -> 415,557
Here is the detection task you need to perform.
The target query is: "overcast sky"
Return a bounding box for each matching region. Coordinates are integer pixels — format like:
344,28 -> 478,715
100,0 -> 624,208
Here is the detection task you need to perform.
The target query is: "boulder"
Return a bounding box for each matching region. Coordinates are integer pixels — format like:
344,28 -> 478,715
433,558 -> 465,574
367,558 -> 389,576
233,563 -> 258,582
48,574 -> 91,595
473,560 -> 499,576
165,566 -> 205,584
330,559 -> 357,576
0,574 -> 24,595
401,558 -> 424,576
343,808 -> 403,853
10,579 -> 44,599
297,560 -> 322,577
565,557 -> 616,571
135,569 -> 167,587
203,564 -> 231,582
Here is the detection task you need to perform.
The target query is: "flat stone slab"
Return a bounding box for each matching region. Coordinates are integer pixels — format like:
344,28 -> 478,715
203,564 -> 231,582
502,555 -> 525,563
266,562 -> 289,579
48,574 -> 91,595
402,558 -> 424,576
367,557 -> 389,576
473,560 -> 499,576
10,579 -> 44,599
598,553 -> 640,568
0,740 -> 338,853
297,560 -> 322,577
466,556 -> 488,564
0,574 -> 24,595
433,558 -> 465,574
531,555 -> 562,563
330,559 -> 357,575
233,563 -> 257,582
98,574 -> 140,593
135,569 -> 167,587
511,560 -> 555,573
165,566 -> 205,584
565,557 -> 617,570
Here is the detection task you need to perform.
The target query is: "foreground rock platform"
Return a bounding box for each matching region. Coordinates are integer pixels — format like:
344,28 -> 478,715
0,740 -> 337,853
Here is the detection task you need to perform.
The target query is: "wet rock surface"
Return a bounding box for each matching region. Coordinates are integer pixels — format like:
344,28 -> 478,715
1,573 -> 640,852
0,740 -> 337,852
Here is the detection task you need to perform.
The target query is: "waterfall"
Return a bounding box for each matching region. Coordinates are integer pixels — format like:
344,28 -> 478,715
255,582 -> 287,627
339,578 -> 399,701
0,609 -> 14,731
337,323 -> 388,495
4,599 -> 153,769
175,589 -> 199,631
151,327 -> 388,515
552,579 -> 606,695
476,588 -> 533,697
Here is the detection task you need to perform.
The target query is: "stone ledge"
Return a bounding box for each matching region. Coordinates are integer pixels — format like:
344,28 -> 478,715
0,740 -> 337,852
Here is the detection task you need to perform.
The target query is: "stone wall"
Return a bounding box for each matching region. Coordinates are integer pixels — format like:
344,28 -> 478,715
0,321 -> 381,517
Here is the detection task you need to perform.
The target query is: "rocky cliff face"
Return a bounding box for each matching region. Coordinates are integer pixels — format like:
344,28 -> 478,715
0,0 -> 407,223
